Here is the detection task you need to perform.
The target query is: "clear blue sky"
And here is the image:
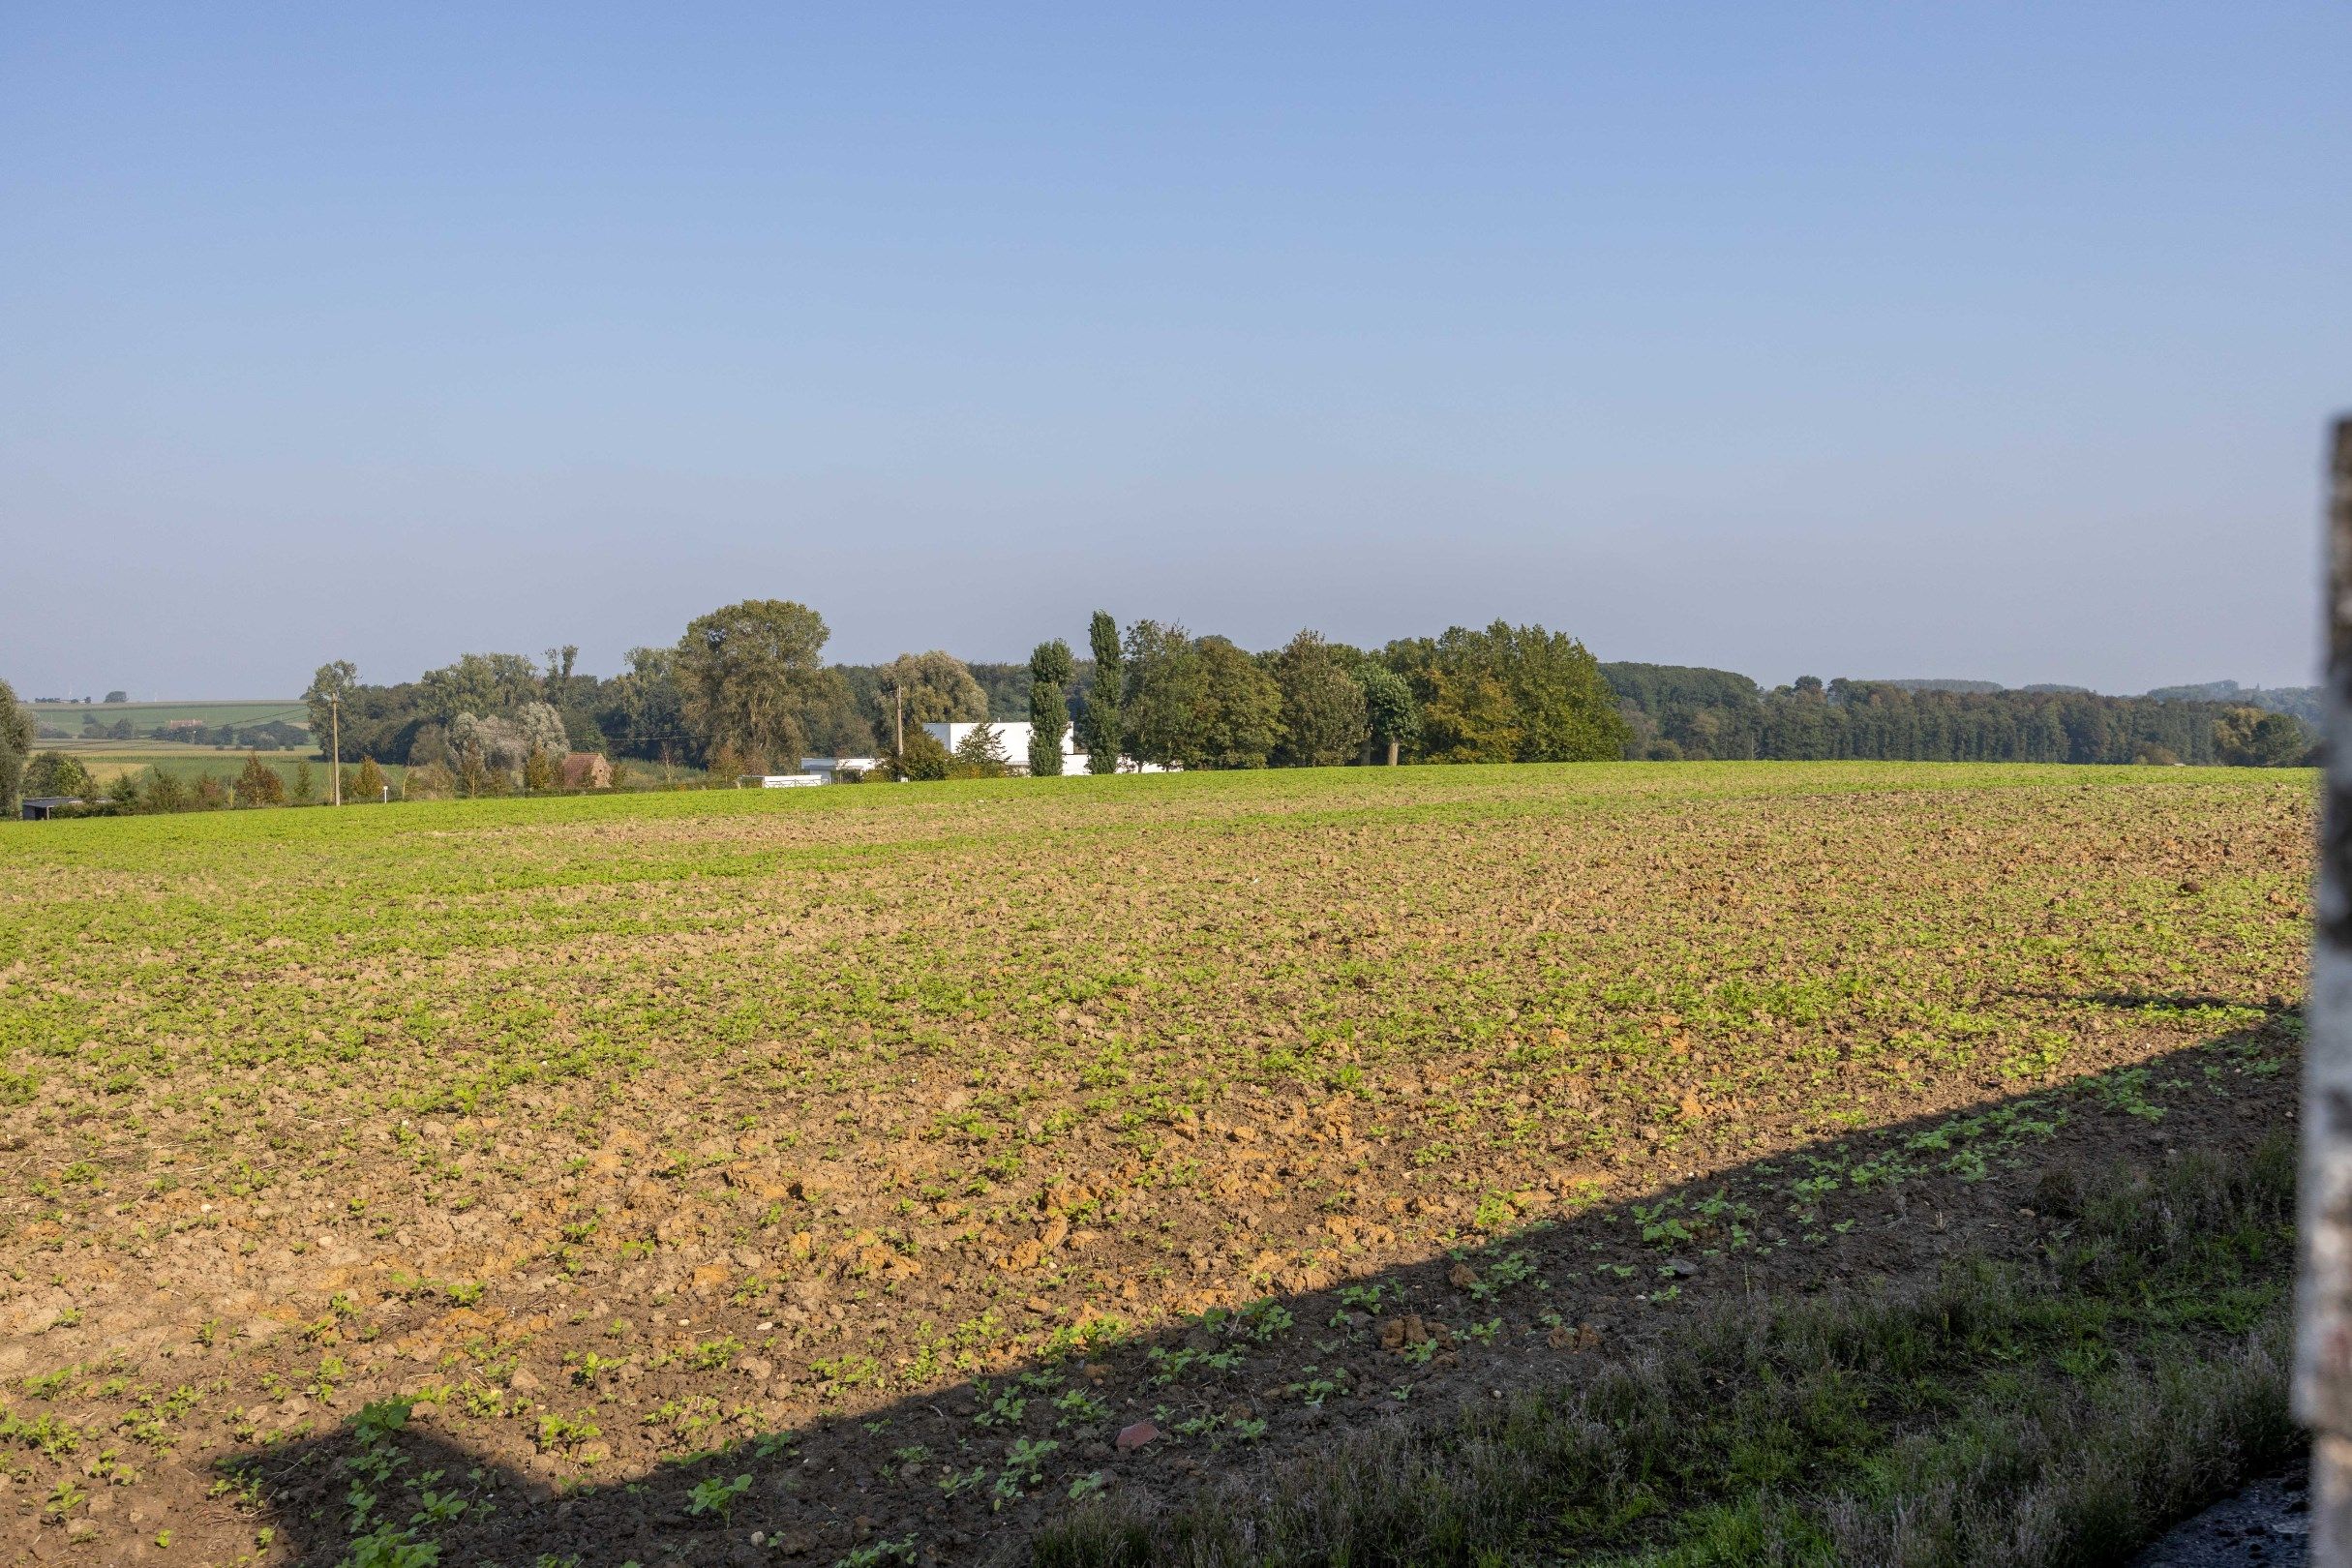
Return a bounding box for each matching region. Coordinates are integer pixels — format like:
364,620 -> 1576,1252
3,3 -> 2343,697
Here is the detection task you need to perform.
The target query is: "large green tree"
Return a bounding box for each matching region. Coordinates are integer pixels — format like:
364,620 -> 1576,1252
541,643 -> 608,751
1083,611 -> 1123,773
417,652 -> 543,723
675,599 -> 833,771
22,751 -> 97,799
1386,622 -> 1626,764
1358,662 -> 1421,765
596,647 -> 687,761
304,661 -> 359,754
0,679 -> 34,816
797,670 -> 872,758
1385,634 -> 1515,762
1192,636 -> 1282,769
877,650 -> 989,733
2213,706 -> 2310,767
1269,630 -> 1370,768
1120,625 -> 1282,770
1027,639 -> 1074,776
1119,620 -> 1204,769
1417,662 -> 1522,762
1484,622 -> 1629,762
541,644 -> 585,706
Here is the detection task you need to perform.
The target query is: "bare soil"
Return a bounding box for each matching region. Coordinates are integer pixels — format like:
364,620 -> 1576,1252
0,764 -> 2311,1565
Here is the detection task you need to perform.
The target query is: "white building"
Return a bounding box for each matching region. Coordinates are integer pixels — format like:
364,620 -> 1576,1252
924,721 -> 1168,774
798,756 -> 881,783
796,723 -> 1172,783
922,721 -> 1074,773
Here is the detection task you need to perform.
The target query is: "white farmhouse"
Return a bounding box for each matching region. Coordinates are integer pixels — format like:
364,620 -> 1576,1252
924,721 -> 1168,774
798,723 -> 1171,782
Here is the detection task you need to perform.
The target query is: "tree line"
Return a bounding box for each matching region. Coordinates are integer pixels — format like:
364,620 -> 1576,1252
2,627 -> 2313,821
292,601 -> 1630,790
1607,665 -> 2313,767
28,712 -> 309,750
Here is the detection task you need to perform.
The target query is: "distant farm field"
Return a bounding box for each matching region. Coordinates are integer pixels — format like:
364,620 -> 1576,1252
24,744 -> 377,793
23,698 -> 308,734
0,764 -> 2313,1565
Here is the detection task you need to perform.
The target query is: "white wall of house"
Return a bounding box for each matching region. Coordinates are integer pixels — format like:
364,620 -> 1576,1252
798,723 -> 1171,779
799,756 -> 881,782
922,723 -> 1175,773
922,721 -> 1077,765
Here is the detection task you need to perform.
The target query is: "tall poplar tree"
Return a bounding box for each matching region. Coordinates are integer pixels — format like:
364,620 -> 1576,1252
1082,611 -> 1122,773
1026,639 -> 1073,776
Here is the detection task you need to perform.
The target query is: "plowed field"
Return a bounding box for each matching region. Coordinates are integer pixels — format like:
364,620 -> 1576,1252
0,763 -> 2313,1566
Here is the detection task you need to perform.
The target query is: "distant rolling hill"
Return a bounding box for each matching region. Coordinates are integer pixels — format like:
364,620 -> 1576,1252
22,699 -> 309,738
2142,680 -> 2321,725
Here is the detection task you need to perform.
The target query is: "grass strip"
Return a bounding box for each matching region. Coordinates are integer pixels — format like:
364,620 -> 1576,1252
1039,1135 -> 2300,1568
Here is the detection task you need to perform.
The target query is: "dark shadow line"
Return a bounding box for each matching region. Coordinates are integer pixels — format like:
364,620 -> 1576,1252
227,1023 -> 2299,1568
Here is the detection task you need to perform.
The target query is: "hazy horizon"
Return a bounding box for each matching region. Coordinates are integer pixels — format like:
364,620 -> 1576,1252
4,5 -> 2344,698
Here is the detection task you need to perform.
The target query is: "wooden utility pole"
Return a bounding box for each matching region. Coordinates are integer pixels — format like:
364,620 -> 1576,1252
2300,414 -> 2352,1561
329,694 -> 342,806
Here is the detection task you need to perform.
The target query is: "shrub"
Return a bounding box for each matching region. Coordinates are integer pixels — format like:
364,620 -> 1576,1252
887,727 -> 950,782
948,721 -> 1011,779
22,751 -> 97,800
235,752 -> 286,807
403,762 -> 455,801
706,740 -> 757,786
138,770 -> 187,818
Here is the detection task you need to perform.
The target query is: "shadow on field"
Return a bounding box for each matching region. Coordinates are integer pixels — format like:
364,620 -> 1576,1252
229,1025 -> 2300,1568
2018,989 -> 2303,1018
